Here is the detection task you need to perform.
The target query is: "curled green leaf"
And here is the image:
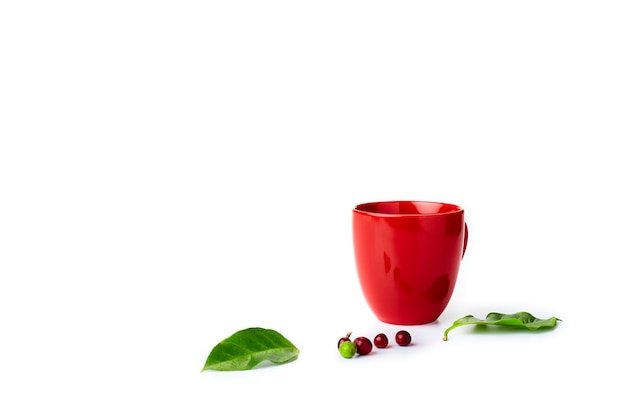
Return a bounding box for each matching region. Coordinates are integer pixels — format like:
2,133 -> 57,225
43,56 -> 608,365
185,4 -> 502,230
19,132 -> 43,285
442,312 -> 561,341
202,327 -> 299,372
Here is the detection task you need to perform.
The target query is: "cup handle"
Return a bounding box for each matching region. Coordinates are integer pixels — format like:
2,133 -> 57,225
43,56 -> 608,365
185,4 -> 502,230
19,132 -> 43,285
462,222 -> 469,258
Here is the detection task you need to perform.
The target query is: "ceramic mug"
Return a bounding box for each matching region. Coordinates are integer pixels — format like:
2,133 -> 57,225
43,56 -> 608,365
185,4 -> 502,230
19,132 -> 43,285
352,201 -> 468,325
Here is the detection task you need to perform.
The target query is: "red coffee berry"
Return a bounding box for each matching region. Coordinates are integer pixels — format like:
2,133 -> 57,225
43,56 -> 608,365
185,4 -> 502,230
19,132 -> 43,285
353,336 -> 373,355
395,330 -> 412,346
337,331 -> 352,349
373,333 -> 389,348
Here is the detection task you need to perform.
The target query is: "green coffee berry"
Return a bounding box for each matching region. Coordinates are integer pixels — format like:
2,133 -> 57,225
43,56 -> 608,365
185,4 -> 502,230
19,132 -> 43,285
339,340 -> 357,358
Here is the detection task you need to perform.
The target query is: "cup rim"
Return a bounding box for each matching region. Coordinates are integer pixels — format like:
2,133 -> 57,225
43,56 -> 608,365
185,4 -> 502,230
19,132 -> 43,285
353,200 -> 463,217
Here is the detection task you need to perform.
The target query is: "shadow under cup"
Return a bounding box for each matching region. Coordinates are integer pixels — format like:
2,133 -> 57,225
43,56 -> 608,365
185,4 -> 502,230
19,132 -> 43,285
352,201 -> 468,325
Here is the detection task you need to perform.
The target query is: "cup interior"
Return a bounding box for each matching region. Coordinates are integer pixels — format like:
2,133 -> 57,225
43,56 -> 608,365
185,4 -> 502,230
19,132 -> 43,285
354,201 -> 462,216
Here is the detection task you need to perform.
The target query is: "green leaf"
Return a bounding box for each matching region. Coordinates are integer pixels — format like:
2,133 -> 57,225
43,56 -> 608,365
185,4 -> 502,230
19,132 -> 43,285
202,327 -> 299,372
442,312 -> 561,341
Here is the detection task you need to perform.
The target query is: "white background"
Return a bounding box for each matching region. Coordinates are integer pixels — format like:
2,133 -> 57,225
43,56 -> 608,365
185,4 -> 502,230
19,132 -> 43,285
1,1 -> 625,415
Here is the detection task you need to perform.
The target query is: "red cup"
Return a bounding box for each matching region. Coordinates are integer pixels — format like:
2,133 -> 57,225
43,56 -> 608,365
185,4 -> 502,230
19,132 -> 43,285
352,201 -> 468,325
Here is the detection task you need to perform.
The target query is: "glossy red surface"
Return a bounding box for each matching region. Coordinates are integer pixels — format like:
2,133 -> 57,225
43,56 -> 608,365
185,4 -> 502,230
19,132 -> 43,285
353,201 -> 468,325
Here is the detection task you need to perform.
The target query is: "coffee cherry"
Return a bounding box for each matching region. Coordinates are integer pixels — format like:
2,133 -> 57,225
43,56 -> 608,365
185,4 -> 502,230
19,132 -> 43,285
353,336 -> 373,355
373,333 -> 388,348
337,331 -> 352,349
339,341 -> 357,358
395,330 -> 412,346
